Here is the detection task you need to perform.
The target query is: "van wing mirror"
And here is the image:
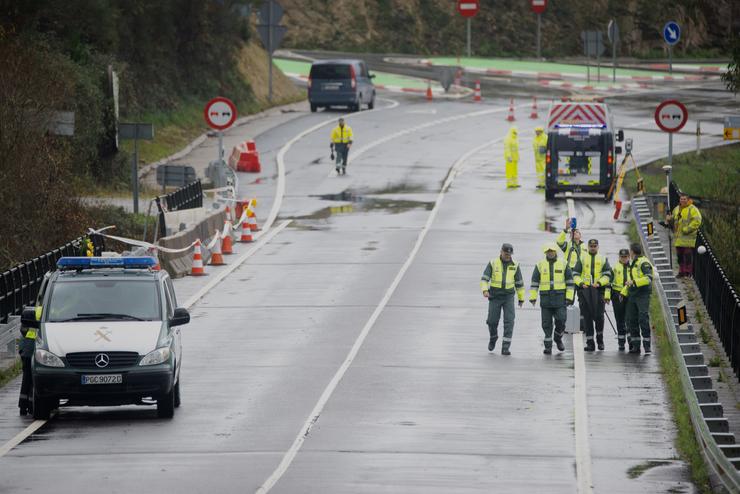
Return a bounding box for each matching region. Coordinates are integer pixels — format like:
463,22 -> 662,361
21,307 -> 40,329
170,307 -> 190,327
615,146 -> 623,154
616,130 -> 624,142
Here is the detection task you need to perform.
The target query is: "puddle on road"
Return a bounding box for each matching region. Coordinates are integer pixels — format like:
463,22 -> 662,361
289,189 -> 434,221
626,460 -> 672,479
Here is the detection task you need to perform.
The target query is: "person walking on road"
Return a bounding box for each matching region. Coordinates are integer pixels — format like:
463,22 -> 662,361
532,126 -> 547,189
504,126 -> 521,188
666,192 -> 702,278
18,306 -> 40,416
573,239 -> 612,351
529,243 -> 575,354
607,249 -> 631,351
330,117 -> 353,175
480,243 -> 525,355
622,243 -> 654,354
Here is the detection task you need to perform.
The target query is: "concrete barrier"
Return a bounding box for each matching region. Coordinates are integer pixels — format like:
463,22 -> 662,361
158,208 -> 225,278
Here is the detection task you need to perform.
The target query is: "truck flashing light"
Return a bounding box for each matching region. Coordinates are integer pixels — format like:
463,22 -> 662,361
57,257 -> 157,270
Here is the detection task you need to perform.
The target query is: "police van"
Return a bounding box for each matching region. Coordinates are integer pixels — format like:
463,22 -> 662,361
21,257 -> 188,419
544,99 -> 624,201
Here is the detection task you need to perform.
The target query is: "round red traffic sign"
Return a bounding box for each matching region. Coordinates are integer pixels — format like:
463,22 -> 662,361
531,0 -> 547,14
204,97 -> 237,130
457,0 -> 479,18
654,100 -> 688,133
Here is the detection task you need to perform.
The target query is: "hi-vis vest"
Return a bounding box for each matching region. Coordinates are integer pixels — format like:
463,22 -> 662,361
671,204 -> 702,248
606,262 -> 630,300
574,253 -> 610,286
620,256 -> 653,296
480,258 -> 525,300
25,306 -> 43,340
556,230 -> 587,268
529,258 -> 574,301
331,125 -> 353,144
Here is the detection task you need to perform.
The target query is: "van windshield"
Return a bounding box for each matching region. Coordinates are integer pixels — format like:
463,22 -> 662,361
552,132 -> 605,186
310,64 -> 352,80
47,279 -> 161,322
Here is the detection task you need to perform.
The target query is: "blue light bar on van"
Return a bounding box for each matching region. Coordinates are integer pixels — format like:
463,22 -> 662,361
57,257 -> 157,270
554,123 -> 606,129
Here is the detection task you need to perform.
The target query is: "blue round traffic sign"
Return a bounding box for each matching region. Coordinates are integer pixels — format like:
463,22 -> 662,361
663,21 -> 680,46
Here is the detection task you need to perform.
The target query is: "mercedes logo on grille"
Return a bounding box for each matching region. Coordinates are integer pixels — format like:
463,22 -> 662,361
94,353 -> 110,368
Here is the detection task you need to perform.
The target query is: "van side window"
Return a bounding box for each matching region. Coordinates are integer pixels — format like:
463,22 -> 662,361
163,278 -> 175,319
360,63 -> 368,78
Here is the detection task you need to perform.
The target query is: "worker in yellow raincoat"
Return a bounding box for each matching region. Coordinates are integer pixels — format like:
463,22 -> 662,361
532,126 -> 547,188
504,126 -> 520,188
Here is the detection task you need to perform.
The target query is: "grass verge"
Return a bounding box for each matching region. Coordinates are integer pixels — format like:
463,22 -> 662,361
0,359 -> 21,389
628,221 -> 711,492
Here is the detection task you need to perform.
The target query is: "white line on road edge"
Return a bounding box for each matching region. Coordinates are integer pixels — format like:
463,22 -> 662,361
0,419 -> 48,458
566,192 -> 594,494
255,137 -> 503,494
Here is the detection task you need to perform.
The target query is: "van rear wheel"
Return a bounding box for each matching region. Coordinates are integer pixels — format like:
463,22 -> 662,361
310,104 -> 317,113
545,189 -> 555,201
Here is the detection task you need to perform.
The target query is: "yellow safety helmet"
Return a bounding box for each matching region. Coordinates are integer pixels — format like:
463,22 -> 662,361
535,126 -> 544,132
510,126 -> 518,135
543,242 -> 559,253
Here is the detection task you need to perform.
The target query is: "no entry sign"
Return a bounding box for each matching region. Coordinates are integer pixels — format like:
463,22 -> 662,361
204,97 -> 237,131
654,100 -> 688,133
531,0 -> 547,14
457,0 -> 479,18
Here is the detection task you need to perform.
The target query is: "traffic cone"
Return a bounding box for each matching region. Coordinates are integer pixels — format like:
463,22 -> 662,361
613,200 -> 623,220
190,240 -> 206,276
225,205 -> 233,223
506,98 -> 516,122
222,216 -> 234,254
240,212 -> 254,243
210,231 -> 225,266
426,80 -> 433,101
530,96 -> 539,119
247,198 -> 260,231
474,80 -> 481,102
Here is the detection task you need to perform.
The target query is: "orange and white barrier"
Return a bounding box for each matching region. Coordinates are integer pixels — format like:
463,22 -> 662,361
530,96 -> 538,119
239,211 -> 254,243
506,98 -> 516,122
191,239 -> 206,276
473,80 -> 481,102
426,80 -> 433,101
228,140 -> 261,173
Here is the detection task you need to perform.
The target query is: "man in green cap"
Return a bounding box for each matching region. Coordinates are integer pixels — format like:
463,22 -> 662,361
480,243 -> 525,355
530,243 -> 575,354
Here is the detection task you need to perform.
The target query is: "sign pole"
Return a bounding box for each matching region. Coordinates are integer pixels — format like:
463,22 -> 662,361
668,45 -> 672,75
268,0 -> 273,102
668,132 -> 673,166
132,130 -> 139,214
536,13 -> 541,59
466,18 -> 471,58
218,131 -> 224,164
612,36 -> 616,83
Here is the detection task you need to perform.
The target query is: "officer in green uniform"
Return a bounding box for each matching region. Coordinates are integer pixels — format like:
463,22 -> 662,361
573,239 -> 612,351
529,243 -> 575,354
622,243 -> 653,354
18,306 -> 41,415
480,243 -> 525,355
606,249 -> 631,350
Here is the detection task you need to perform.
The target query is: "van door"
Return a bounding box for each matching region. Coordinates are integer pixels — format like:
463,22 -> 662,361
310,64 -> 354,95
550,129 -> 607,188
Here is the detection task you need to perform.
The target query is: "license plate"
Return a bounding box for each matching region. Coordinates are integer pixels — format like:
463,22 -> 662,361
81,374 -> 122,385
322,83 -> 341,90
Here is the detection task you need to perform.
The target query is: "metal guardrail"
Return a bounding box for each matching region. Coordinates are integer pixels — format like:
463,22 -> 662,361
154,180 -> 204,238
633,197 -> 740,491
0,235 -> 105,324
669,181 -> 740,381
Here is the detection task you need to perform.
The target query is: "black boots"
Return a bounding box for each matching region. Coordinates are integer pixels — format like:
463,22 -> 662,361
584,340 -> 596,352
596,333 -> 604,351
488,337 -> 497,352
554,335 -> 565,352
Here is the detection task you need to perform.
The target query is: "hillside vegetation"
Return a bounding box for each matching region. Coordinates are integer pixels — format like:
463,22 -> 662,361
0,1 -> 301,270
281,0 -> 735,58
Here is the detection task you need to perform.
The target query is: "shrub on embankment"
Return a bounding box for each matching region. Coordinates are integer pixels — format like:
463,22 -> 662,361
0,1 -> 301,271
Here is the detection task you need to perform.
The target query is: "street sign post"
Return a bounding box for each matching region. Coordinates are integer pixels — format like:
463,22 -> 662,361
607,19 -> 620,83
204,97 -> 237,169
257,0 -> 287,102
156,165 -> 197,194
663,21 -> 681,74
457,0 -> 479,58
655,100 -> 688,166
531,1 -> 547,59
119,123 -> 154,214
581,31 -> 605,84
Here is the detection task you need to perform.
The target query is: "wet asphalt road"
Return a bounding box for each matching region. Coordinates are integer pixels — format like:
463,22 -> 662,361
0,88 -> 731,493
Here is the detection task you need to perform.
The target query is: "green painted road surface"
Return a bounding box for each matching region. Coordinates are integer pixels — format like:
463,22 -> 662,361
274,58 -> 430,89
428,57 -> 703,79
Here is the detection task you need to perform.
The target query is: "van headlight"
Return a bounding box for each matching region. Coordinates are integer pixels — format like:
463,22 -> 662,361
139,347 -> 171,366
35,349 -> 65,367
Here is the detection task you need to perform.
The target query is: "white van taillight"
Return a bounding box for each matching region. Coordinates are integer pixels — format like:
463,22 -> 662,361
546,149 -> 551,164
350,65 -> 357,89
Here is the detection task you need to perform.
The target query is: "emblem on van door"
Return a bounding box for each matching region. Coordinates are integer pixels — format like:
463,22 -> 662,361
94,354 -> 110,368
95,329 -> 112,342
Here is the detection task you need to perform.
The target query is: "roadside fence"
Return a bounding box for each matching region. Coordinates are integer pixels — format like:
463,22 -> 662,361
154,180 -> 204,238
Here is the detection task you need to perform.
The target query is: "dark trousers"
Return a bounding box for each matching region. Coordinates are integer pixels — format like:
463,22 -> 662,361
626,291 -> 651,350
540,306 -> 566,349
676,246 -> 694,276
612,294 -> 628,346
580,287 -> 605,344
18,357 -> 32,410
487,294 -> 515,350
334,143 -> 349,168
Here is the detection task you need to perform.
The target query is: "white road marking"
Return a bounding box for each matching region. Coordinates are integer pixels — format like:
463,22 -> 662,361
567,192 -> 594,494
0,419 -> 48,458
255,137 -> 504,494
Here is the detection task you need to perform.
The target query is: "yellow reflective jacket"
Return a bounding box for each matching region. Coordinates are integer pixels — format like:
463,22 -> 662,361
606,261 -> 630,300
529,257 -> 575,303
532,133 -> 547,161
480,257 -> 525,301
331,125 -> 353,144
671,203 -> 702,248
620,256 -> 653,296
556,230 -> 587,269
573,253 -> 611,287
504,131 -> 519,163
